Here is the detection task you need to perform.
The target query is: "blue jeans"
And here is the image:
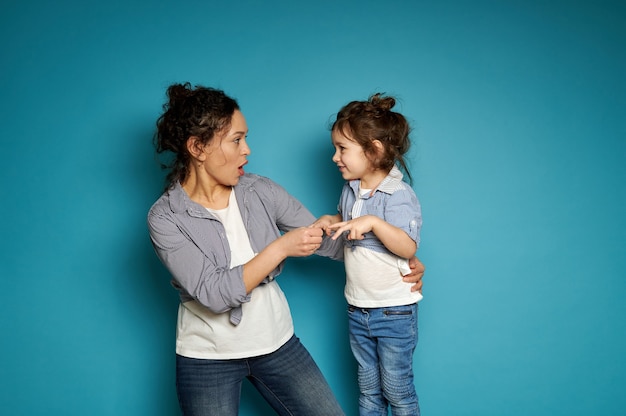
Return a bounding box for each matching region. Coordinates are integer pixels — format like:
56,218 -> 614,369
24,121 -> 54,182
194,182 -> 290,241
348,303 -> 420,416
175,334 -> 345,415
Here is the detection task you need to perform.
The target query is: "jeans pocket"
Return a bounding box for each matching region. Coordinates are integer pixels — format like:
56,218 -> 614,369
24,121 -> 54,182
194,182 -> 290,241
383,310 -> 412,316
382,304 -> 415,317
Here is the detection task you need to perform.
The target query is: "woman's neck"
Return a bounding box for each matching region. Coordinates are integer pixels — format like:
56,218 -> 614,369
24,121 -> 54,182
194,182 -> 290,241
182,172 -> 231,210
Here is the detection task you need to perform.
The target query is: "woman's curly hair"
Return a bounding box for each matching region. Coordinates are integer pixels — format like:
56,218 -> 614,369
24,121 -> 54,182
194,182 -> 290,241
154,83 -> 239,189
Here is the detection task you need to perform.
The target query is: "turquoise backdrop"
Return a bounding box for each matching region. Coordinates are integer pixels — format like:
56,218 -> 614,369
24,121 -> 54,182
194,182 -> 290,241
1,0 -> 625,415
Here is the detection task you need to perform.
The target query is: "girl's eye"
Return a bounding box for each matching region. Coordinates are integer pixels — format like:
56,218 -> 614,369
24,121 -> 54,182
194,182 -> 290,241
234,138 -> 241,144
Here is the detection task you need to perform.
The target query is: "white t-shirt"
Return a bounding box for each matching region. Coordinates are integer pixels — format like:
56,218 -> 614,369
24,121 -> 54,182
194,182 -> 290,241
175,190 -> 294,359
343,246 -> 423,308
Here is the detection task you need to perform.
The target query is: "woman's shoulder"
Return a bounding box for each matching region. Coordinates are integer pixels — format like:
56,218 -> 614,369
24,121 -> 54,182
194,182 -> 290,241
238,173 -> 283,192
148,191 -> 170,213
147,183 -> 185,217
235,173 -> 297,209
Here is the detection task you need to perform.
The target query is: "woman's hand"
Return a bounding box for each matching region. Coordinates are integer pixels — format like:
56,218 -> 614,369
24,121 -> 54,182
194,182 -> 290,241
404,257 -> 425,293
279,226 -> 324,257
242,226 -> 324,293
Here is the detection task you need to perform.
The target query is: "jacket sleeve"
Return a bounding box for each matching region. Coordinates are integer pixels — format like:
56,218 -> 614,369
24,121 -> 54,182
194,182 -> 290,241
262,177 -> 344,261
147,209 -> 250,315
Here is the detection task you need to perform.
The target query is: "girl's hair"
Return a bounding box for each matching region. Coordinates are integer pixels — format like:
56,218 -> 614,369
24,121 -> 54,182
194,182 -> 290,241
154,82 -> 240,188
332,93 -> 412,182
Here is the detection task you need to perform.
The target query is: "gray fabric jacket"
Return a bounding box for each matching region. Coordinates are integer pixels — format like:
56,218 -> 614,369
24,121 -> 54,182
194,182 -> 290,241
147,174 -> 343,325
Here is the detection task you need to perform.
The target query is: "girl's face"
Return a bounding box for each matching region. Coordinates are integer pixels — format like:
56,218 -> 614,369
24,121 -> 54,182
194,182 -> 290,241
202,110 -> 250,187
331,128 -> 375,184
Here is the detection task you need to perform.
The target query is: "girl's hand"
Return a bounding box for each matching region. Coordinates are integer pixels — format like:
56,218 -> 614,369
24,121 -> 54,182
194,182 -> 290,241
312,214 -> 342,236
327,215 -> 378,241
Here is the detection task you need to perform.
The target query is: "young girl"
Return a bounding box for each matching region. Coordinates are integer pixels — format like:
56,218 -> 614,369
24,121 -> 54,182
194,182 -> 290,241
316,93 -> 423,416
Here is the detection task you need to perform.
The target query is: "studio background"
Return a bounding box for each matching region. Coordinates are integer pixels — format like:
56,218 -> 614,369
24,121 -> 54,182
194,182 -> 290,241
1,1 -> 624,415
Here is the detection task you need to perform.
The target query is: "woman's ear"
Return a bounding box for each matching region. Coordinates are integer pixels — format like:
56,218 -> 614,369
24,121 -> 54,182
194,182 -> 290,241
186,136 -> 206,161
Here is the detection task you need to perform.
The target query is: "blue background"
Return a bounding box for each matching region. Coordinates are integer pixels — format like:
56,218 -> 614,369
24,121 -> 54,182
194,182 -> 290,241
1,0 -> 625,415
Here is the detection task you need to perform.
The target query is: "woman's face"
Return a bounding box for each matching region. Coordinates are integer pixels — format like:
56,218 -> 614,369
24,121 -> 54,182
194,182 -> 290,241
202,110 -> 251,187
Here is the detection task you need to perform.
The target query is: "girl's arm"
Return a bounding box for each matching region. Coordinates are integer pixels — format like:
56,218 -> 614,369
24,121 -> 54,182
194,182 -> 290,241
328,215 -> 417,259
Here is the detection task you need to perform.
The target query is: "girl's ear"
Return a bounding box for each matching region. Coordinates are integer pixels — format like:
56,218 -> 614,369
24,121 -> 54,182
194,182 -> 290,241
371,139 -> 385,163
186,136 -> 206,161
372,139 -> 385,155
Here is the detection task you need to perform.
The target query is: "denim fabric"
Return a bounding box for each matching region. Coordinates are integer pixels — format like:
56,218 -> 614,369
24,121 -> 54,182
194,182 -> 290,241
175,335 -> 345,416
348,303 -> 420,416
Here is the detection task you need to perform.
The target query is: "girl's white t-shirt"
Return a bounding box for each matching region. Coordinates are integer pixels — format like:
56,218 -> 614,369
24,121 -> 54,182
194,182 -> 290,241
175,190 -> 294,359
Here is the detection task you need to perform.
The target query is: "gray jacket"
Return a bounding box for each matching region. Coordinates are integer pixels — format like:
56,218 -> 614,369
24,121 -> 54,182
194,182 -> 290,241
147,174 -> 343,325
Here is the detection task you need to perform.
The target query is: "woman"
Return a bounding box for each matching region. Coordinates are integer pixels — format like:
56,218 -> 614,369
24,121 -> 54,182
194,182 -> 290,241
147,82 -> 425,415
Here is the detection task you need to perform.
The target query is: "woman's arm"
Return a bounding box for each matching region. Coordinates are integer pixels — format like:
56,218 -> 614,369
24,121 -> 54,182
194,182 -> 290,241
241,226 -> 323,292
148,211 -> 250,313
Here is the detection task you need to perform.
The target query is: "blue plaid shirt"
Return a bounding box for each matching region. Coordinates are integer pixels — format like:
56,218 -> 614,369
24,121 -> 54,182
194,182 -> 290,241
338,166 -> 422,254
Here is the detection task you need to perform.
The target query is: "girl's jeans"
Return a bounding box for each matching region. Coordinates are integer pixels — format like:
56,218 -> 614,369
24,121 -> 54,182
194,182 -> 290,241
176,334 -> 345,416
348,303 -> 420,416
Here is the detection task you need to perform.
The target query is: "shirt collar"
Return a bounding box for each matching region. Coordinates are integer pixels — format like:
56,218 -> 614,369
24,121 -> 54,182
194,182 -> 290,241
377,165 -> 404,194
349,165 -> 404,198
168,181 -> 210,217
168,175 -> 258,216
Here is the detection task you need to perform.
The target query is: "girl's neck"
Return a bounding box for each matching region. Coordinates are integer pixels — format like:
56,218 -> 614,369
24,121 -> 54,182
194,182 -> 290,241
359,168 -> 388,190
